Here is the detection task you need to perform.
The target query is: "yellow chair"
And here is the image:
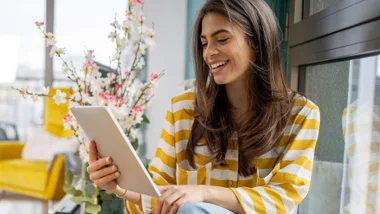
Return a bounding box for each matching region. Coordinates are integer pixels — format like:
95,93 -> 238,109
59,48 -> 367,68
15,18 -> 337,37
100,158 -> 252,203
0,88 -> 73,200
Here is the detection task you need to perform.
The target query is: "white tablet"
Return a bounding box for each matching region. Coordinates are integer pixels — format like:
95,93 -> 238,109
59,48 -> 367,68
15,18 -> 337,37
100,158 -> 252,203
71,106 -> 160,197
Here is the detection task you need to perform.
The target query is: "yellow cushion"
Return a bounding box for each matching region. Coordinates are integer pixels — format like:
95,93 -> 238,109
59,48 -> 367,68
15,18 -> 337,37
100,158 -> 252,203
0,159 -> 49,192
44,88 -> 74,138
0,143 -> 24,160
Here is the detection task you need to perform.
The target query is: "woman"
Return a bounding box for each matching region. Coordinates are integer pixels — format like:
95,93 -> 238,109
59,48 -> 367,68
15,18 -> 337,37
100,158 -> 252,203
87,0 -> 320,213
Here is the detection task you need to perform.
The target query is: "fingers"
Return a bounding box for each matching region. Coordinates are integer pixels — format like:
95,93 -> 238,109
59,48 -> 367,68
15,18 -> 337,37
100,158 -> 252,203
89,140 -> 98,164
93,171 -> 120,187
87,156 -> 112,174
155,186 -> 177,214
89,164 -> 118,180
168,197 -> 187,214
161,190 -> 185,214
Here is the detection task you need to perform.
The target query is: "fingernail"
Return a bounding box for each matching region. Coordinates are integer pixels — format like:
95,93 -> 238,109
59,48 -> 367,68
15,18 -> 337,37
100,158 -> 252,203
112,166 -> 117,170
107,157 -> 112,163
115,172 -> 120,176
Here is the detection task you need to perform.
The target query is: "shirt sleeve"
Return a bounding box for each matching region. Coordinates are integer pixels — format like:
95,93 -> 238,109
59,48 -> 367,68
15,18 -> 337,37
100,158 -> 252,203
125,102 -> 177,214
230,105 -> 320,214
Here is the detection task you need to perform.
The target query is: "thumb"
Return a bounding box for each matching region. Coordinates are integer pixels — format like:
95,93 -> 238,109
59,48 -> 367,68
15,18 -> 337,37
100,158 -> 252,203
89,140 -> 98,164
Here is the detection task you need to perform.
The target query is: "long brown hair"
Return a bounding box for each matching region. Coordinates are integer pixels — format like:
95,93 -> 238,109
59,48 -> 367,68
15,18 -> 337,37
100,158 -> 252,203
186,0 -> 293,176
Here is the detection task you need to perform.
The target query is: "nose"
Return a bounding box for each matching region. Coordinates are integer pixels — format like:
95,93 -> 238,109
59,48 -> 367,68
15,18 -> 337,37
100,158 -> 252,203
203,43 -> 219,60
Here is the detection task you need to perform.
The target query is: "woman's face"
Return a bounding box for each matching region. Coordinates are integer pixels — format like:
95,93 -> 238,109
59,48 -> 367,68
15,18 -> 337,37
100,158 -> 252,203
201,12 -> 254,85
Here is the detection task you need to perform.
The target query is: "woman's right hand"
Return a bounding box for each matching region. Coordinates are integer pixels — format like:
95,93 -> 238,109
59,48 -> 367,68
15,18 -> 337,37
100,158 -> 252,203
87,140 -> 120,192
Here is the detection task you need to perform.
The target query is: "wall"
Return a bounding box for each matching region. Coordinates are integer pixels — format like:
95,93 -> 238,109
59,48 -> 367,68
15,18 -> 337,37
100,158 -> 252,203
143,0 -> 187,159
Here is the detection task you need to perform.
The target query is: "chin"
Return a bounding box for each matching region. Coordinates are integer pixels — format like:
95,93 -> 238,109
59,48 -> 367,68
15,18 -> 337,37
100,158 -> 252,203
213,76 -> 230,85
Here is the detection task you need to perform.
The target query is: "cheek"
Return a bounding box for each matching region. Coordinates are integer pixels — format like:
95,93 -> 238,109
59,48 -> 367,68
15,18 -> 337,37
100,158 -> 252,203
226,44 -> 251,71
202,51 -> 207,63
232,52 -> 251,72
239,48 -> 253,70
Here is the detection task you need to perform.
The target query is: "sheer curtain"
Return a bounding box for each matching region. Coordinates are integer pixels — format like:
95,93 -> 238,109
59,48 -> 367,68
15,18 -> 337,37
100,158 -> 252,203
340,55 -> 380,214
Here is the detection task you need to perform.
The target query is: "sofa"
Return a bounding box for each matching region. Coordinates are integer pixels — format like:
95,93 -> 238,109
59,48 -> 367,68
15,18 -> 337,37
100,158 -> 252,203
0,88 -> 76,200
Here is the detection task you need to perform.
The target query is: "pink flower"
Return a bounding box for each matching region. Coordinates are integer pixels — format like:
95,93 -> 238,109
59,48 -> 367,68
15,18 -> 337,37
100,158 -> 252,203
63,115 -> 73,123
63,115 -> 74,130
19,88 -> 29,98
124,69 -> 131,76
98,91 -> 105,96
35,21 -> 44,27
144,88 -> 151,94
104,94 -> 112,101
91,63 -> 99,71
114,98 -> 124,107
92,63 -> 99,71
149,73 -> 159,81
83,60 -> 91,67
115,84 -> 121,90
133,0 -> 144,4
133,106 -> 143,113
98,91 -> 113,101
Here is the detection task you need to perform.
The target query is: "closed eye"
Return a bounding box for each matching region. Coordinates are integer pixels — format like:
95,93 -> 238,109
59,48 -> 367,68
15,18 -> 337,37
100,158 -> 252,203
218,38 -> 229,43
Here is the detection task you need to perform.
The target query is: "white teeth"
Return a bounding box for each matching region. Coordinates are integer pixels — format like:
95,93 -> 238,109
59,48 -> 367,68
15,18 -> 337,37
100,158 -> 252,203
211,61 -> 227,69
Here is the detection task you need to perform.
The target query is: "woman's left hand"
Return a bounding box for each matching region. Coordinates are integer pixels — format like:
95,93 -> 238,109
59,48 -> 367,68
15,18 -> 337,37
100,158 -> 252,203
154,185 -> 206,214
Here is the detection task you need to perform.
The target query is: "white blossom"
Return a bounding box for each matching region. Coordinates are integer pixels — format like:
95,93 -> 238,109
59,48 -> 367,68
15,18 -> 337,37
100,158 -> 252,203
110,20 -> 121,29
79,144 -> 89,163
41,86 -> 50,95
136,57 -> 145,69
52,89 -> 67,104
31,94 -> 39,102
14,8 -> 165,163
46,38 -> 57,47
129,128 -> 137,139
108,32 -> 117,41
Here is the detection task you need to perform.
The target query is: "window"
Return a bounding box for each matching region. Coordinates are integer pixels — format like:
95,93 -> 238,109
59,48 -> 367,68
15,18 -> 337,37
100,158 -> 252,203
0,0 -> 46,140
298,55 -> 380,213
53,0 -> 127,86
288,0 -> 380,213
309,0 -> 346,15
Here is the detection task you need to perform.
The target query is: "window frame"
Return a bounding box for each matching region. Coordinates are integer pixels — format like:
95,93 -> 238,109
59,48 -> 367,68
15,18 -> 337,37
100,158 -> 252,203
287,0 -> 380,91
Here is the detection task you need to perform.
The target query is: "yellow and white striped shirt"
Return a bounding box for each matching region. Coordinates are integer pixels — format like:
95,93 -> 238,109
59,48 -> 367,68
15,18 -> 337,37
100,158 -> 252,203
125,89 -> 320,214
342,102 -> 380,213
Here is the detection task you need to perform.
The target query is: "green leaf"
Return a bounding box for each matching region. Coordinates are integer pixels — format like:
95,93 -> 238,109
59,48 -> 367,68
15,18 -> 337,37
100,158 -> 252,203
108,198 -> 123,210
85,204 -> 102,214
63,183 -> 72,192
94,186 -> 100,197
100,191 -> 113,201
71,196 -> 84,204
83,196 -> 96,204
84,165 -> 90,180
74,150 -> 79,156
85,183 -> 97,197
65,170 -> 74,185
131,138 -> 139,150
99,197 -> 123,213
73,190 -> 82,197
142,114 -> 150,124
63,183 -> 82,197
63,184 -> 76,195
134,123 -> 141,129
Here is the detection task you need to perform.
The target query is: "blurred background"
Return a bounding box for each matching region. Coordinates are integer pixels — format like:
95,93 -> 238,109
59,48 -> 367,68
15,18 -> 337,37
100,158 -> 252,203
1,0 -> 380,214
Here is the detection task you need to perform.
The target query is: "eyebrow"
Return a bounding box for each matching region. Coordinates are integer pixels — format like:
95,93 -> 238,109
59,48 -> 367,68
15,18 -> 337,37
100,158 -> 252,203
200,29 -> 231,39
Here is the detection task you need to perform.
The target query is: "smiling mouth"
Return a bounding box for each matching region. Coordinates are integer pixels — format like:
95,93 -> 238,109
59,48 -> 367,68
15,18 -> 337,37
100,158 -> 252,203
210,60 -> 229,74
